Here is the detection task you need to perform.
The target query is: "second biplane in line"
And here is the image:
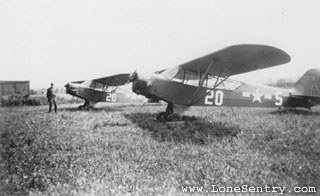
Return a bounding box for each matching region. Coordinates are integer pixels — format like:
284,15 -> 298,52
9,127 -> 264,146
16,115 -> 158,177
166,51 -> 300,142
65,74 -> 145,109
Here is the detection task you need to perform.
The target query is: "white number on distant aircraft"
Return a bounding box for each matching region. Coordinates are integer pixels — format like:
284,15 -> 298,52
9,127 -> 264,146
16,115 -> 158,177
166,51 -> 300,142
106,94 -> 117,102
205,90 -> 224,106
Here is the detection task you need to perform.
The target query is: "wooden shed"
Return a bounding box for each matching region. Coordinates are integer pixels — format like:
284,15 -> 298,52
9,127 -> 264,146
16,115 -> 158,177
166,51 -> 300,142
0,81 -> 30,97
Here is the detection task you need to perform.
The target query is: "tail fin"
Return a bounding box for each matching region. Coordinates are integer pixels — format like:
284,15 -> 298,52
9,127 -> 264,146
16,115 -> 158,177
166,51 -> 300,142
295,69 -> 320,96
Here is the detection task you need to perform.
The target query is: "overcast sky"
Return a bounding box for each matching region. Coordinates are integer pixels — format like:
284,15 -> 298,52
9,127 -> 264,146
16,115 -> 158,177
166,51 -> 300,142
1,0 -> 319,88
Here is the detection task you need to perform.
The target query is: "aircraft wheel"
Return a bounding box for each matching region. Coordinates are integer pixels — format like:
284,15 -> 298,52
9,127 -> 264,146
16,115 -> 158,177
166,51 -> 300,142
168,114 -> 181,122
78,105 -> 84,110
156,112 -> 168,121
86,106 -> 93,111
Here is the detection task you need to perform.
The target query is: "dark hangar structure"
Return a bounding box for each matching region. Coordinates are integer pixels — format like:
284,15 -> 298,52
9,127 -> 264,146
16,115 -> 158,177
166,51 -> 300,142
0,80 -> 30,97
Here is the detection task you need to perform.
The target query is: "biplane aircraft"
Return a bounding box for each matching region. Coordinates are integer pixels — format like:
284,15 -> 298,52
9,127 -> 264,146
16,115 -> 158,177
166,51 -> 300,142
121,44 -> 320,121
65,74 -> 144,109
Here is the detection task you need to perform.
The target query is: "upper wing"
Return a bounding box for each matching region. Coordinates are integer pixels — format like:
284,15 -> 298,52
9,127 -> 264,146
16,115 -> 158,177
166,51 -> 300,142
70,80 -> 85,84
154,68 -> 168,74
179,44 -> 291,77
93,73 -> 130,86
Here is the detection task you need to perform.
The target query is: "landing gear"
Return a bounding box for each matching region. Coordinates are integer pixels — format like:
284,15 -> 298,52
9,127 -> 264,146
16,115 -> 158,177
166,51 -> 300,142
156,103 -> 182,122
166,102 -> 173,114
78,100 -> 90,110
156,112 -> 168,121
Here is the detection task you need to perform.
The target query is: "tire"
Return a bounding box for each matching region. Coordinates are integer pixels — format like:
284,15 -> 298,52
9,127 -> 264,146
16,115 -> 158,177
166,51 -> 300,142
156,112 -> 168,121
168,114 -> 181,122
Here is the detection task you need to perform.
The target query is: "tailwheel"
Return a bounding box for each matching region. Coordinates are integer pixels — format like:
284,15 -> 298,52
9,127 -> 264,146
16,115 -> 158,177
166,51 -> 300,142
278,106 -> 284,111
156,112 -> 169,121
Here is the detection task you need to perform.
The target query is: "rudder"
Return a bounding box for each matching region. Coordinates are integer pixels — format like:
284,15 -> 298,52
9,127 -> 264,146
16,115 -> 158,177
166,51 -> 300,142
295,69 -> 320,96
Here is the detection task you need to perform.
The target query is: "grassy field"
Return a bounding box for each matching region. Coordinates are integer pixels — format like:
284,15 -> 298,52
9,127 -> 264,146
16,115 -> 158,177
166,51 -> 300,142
0,104 -> 319,195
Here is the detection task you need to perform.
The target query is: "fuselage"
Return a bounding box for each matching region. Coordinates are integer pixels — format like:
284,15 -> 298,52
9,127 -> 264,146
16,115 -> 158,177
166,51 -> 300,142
65,82 -> 117,103
132,73 -> 314,109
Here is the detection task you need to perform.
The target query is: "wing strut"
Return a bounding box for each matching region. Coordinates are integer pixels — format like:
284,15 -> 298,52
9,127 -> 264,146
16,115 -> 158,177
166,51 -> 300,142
100,84 -> 119,101
199,59 -> 215,87
189,59 -> 214,105
189,59 -> 230,105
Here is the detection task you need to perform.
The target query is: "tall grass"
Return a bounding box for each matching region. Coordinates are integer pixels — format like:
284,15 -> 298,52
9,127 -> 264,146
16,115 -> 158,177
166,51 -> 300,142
0,105 -> 319,195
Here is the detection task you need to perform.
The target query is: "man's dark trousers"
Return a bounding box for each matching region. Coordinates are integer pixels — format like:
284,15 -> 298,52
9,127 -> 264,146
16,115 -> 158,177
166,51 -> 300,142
49,99 -> 57,113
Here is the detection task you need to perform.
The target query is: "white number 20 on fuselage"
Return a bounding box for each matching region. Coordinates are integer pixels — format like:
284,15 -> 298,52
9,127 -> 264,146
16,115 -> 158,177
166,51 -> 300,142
205,90 -> 224,106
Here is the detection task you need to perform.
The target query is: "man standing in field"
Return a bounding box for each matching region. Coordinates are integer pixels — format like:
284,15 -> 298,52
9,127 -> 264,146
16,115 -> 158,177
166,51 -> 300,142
47,83 -> 58,113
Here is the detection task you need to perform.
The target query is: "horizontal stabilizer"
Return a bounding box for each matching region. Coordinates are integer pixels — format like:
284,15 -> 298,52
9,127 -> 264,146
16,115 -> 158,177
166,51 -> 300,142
290,95 -> 320,106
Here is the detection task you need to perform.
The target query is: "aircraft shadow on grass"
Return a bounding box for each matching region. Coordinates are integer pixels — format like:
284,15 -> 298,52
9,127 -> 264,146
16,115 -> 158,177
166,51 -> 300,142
61,106 -> 123,113
124,112 -> 240,145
